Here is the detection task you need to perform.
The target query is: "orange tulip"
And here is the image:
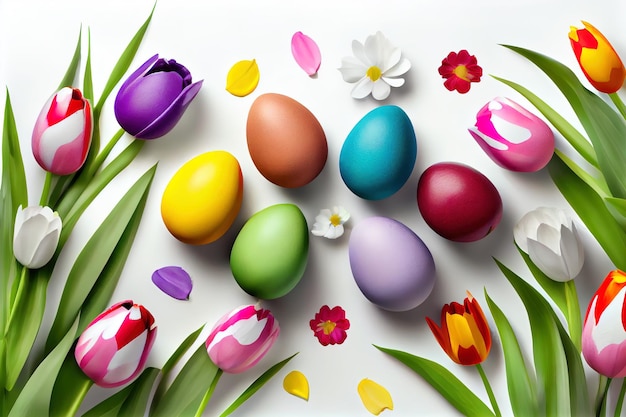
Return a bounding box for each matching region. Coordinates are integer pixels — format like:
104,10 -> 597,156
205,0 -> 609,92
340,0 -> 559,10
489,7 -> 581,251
569,21 -> 625,93
426,291 -> 491,365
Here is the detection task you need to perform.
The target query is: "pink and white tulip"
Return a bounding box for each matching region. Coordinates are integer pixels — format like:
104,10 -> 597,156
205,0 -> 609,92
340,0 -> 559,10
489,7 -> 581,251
32,87 -> 93,176
74,300 -> 157,388
582,270 -> 626,378
468,97 -> 554,172
205,304 -> 279,374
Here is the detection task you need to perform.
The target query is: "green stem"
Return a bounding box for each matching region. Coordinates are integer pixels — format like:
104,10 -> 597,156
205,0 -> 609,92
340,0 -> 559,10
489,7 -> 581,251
609,93 -> 626,120
194,368 -> 223,417
476,363 -> 502,417
6,266 -> 27,329
87,128 -> 125,177
39,172 -> 53,206
564,280 -> 582,352
598,377 -> 612,417
615,379 -> 626,417
64,377 -> 93,417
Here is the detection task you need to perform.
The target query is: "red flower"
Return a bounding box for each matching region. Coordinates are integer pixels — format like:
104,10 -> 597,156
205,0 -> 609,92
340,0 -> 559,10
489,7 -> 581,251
438,50 -> 483,94
309,305 -> 350,346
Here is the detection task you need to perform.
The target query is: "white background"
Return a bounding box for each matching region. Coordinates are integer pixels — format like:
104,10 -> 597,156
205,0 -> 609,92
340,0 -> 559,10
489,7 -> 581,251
0,0 -> 624,415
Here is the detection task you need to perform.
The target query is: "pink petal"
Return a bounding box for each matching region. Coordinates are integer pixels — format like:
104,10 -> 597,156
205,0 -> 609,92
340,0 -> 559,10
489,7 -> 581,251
291,31 -> 321,76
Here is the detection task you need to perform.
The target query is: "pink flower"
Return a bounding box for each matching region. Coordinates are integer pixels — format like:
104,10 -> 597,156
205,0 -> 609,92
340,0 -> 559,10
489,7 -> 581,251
205,304 -> 280,373
582,270 -> 626,378
74,300 -> 157,388
309,305 -> 350,346
32,87 -> 93,175
438,50 -> 482,94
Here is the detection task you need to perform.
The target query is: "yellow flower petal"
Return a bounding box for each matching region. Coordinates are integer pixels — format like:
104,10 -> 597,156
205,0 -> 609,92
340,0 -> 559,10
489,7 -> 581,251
283,370 -> 309,401
358,378 -> 393,415
226,59 -> 260,97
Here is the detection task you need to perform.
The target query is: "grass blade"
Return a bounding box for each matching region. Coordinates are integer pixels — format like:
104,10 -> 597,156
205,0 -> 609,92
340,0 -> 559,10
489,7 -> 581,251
218,353 -> 298,417
484,291 -> 538,417
374,346 -> 496,417
45,165 -> 156,353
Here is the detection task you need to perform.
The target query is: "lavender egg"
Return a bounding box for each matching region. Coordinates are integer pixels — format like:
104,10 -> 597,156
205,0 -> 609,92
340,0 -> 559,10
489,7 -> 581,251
348,216 -> 436,311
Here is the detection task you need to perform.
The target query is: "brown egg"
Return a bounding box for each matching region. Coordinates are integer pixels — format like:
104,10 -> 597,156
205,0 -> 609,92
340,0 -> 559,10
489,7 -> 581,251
246,93 -> 327,188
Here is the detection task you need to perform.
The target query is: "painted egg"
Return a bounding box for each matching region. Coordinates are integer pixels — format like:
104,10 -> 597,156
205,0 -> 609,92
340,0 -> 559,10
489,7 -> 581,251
339,105 -> 417,200
161,150 -> 243,245
230,203 -> 309,299
417,162 -> 502,242
348,216 -> 436,311
246,93 -> 327,188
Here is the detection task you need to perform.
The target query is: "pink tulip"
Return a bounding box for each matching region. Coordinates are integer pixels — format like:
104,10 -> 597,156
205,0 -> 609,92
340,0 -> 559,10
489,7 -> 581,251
205,304 -> 279,374
32,87 -> 93,175
74,300 -> 157,388
468,97 -> 554,172
582,270 -> 626,378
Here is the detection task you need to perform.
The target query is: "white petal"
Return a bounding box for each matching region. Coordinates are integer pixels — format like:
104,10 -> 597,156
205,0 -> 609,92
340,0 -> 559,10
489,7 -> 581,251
351,77 -> 374,99
559,223 -> 584,278
371,81 -> 391,100
324,225 -> 344,239
333,206 -> 351,222
338,57 -> 367,82
384,57 -> 411,77
382,76 -> 405,87
382,47 -> 402,72
527,239 -> 571,281
592,287 -> 626,350
364,32 -> 389,67
312,222 -> 331,236
103,330 -> 147,384
27,228 -> 60,268
14,214 -> 50,266
351,40 -> 370,66
535,223 -> 561,253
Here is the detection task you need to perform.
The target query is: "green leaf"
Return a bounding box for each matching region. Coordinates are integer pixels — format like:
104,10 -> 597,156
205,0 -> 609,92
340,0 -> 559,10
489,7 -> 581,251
503,45 -> 626,199
83,28 -> 94,103
7,319 -> 78,417
77,164 -> 155,332
494,259 -> 571,416
219,353 -> 298,417
50,348 -> 93,417
81,367 -> 159,417
150,324 -> 205,413
2,89 -> 27,214
491,74 -> 597,168
45,165 -> 156,353
58,26 -> 82,89
149,344 -> 220,417
553,149 -> 609,198
548,153 -> 626,271
374,346 -> 495,417
515,244 -> 582,350
94,3 -> 155,115
484,291 -> 538,417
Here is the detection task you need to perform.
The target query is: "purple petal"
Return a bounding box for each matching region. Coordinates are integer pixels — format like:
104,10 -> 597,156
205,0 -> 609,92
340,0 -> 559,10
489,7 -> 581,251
116,54 -> 160,97
152,266 -> 193,300
135,80 -> 203,139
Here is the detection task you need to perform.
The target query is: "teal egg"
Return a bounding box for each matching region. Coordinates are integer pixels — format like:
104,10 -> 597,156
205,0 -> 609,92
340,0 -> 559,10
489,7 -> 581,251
230,203 -> 309,299
339,105 -> 417,200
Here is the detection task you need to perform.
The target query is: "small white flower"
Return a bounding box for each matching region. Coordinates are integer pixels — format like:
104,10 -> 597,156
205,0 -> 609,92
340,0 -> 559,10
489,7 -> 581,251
13,205 -> 62,269
311,206 -> 350,239
338,31 -> 411,100
513,207 -> 584,282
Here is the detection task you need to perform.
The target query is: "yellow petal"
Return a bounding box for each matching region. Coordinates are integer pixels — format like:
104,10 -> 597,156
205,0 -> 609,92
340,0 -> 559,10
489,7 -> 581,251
226,59 -> 260,97
283,370 -> 309,401
358,378 -> 393,415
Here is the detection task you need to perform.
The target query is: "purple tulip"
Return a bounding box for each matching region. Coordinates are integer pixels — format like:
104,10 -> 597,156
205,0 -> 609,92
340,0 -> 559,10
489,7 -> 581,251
74,300 -> 157,387
114,54 -> 203,139
205,304 -> 279,374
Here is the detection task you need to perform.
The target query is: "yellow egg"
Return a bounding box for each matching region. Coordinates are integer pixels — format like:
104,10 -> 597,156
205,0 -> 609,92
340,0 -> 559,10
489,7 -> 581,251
161,150 -> 243,245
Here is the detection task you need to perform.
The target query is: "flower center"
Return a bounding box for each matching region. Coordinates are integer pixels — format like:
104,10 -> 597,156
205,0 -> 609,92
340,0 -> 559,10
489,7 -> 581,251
319,320 -> 336,335
366,66 -> 382,81
329,214 -> 342,227
453,64 -> 470,81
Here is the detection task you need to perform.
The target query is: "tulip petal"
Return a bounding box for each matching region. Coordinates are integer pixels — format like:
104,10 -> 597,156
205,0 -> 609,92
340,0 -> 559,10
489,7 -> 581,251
291,32 -> 321,76
28,228 -> 61,269
226,59 -> 260,97
527,238 -> 570,281
151,266 -> 193,300
358,378 -> 393,415
283,370 -> 309,401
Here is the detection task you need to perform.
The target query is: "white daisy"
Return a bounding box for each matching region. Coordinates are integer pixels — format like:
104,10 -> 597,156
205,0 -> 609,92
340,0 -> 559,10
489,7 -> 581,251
338,31 -> 411,100
311,206 -> 351,239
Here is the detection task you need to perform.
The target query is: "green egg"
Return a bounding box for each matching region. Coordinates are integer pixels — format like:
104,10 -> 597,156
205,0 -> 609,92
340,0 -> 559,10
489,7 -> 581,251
230,203 -> 309,299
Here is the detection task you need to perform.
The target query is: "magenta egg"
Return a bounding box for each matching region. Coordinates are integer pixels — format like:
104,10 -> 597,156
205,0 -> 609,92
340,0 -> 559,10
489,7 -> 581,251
348,216 -> 436,311
417,162 -> 502,242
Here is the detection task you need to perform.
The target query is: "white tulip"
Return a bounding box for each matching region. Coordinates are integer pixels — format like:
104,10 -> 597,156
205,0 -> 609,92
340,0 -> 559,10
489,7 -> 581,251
513,207 -> 584,282
13,205 -> 62,269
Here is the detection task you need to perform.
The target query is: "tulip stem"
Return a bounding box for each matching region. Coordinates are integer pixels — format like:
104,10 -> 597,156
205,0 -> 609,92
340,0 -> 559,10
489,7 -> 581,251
7,266 -> 27,329
598,377 -> 612,417
614,379 -> 626,417
476,363 -> 501,417
89,128 -> 126,177
609,93 -> 626,120
194,368 -> 223,417
39,172 -> 53,206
